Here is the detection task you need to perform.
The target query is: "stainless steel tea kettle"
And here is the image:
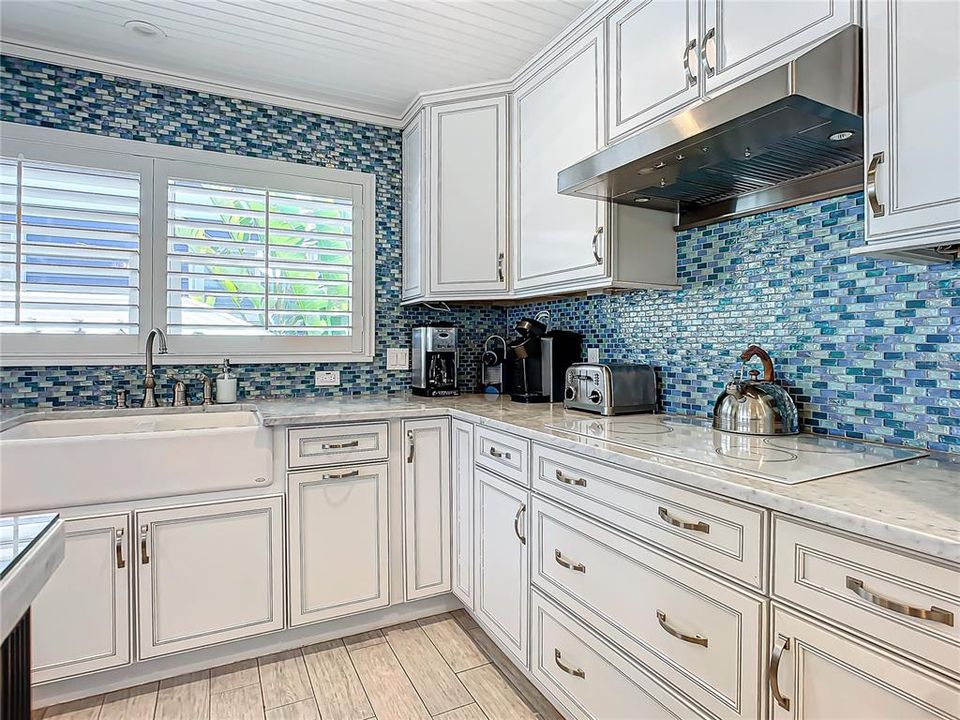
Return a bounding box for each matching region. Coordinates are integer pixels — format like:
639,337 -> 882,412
713,345 -> 798,435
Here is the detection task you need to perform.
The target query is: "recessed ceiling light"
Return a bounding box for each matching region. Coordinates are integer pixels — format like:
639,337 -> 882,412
123,19 -> 167,38
828,130 -> 855,142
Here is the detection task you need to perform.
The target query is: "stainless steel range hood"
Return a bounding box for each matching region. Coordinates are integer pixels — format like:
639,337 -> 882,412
558,26 -> 863,229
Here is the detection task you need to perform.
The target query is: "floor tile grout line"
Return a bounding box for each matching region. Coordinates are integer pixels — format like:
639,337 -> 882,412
381,624 -> 453,717
418,613 -> 493,677
298,644 -> 335,720
340,636 -> 382,720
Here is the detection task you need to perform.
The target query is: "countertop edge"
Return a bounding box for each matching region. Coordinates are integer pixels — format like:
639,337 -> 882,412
0,516 -> 64,639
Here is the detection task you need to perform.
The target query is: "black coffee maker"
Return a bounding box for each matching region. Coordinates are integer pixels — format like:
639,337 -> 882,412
506,318 -> 582,403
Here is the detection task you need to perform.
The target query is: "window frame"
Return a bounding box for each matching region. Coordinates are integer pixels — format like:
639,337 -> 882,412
0,122 -> 376,366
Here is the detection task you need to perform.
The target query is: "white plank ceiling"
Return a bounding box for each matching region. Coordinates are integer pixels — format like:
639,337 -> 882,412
0,0 -> 593,123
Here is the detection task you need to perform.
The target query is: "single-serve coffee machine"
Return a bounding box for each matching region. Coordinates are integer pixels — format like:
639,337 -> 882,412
411,323 -> 459,397
506,317 -> 582,403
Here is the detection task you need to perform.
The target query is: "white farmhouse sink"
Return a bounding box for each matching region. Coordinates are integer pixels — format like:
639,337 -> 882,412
0,407 -> 273,514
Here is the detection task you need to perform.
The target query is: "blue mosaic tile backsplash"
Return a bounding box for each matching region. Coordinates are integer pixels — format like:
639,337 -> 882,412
508,194 -> 960,453
1,56 -> 958,455
0,55 -> 503,404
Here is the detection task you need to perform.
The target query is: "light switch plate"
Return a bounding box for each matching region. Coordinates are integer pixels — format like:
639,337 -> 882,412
587,347 -> 600,363
386,348 -> 409,370
314,370 -> 341,387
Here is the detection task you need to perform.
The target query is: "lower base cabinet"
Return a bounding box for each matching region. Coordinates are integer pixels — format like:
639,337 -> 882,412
136,496 -> 284,659
531,589 -> 707,720
289,464 -> 389,625
451,419 -> 475,609
769,606 -> 960,719
31,514 -> 130,683
474,467 -> 529,667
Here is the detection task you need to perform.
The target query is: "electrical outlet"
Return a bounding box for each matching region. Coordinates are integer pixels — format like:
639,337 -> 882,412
314,370 -> 341,387
386,347 -> 409,370
587,347 -> 600,363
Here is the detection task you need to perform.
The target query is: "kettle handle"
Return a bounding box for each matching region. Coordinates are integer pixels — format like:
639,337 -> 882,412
739,345 -> 775,381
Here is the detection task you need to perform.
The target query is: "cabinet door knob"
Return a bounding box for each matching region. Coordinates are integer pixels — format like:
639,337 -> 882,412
591,227 -> 604,264
513,503 -> 526,545
866,151 -> 885,217
554,649 -> 585,679
768,635 -> 791,711
115,528 -> 126,569
683,37 -> 698,86
700,27 -> 716,77
140,525 -> 150,565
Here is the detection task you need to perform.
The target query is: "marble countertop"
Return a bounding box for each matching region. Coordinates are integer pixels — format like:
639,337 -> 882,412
0,513 -> 64,639
255,394 -> 960,563
4,395 -> 957,562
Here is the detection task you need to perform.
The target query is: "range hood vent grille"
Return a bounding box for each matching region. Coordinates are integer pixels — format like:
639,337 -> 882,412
558,27 -> 864,229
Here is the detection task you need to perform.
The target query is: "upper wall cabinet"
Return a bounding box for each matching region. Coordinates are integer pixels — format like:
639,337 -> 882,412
402,113 -> 427,303
401,96 -> 509,305
858,0 -> 960,262
607,0 -> 701,142
701,0 -> 859,96
429,98 -> 508,297
513,25 -> 677,297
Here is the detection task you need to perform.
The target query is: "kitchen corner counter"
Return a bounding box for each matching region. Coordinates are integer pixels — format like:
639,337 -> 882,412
256,395 -> 960,563
0,513 -> 64,640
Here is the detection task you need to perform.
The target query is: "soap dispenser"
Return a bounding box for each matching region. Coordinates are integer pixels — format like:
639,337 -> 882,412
216,358 -> 238,404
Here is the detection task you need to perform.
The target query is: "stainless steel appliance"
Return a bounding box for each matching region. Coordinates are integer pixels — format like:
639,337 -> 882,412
563,363 -> 657,416
545,415 -> 926,485
506,318 -> 581,403
411,323 -> 459,397
558,27 -> 863,230
479,334 -> 510,395
713,345 -> 798,435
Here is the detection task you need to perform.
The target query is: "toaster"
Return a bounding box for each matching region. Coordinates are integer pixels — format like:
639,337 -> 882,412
563,363 -> 657,416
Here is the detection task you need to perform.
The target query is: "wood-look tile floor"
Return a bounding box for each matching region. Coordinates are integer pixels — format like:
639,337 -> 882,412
36,612 -> 563,720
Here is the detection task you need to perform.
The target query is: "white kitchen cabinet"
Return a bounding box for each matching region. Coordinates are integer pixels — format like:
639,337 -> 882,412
402,110 -> 427,302
859,0 -> 960,261
428,97 -> 508,297
701,0 -> 858,96
513,24 -> 677,297
451,419 -> 475,609
513,24 -> 608,295
402,418 -> 451,601
136,496 -> 284,659
31,513 -> 130,683
769,606 -> 960,720
607,0 -> 702,141
474,467 -> 529,667
289,464 -> 389,626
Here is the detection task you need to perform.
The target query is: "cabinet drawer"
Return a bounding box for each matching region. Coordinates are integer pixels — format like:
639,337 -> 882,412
476,425 -> 529,485
531,497 -> 765,720
530,589 -> 707,720
288,423 -> 388,468
532,443 -> 766,589
773,515 -> 960,679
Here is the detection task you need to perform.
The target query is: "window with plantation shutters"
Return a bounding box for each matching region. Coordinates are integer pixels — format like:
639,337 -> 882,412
0,157 -> 141,336
0,123 -> 375,365
165,179 -> 354,338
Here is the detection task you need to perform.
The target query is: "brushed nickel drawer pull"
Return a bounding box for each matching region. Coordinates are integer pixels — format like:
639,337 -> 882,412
115,528 -> 126,569
700,27 -> 716,77
683,37 -> 698,86
554,649 -> 585,679
555,469 -> 586,487
321,440 -> 359,450
845,576 -> 954,626
591,226 -> 604,264
140,525 -> 150,565
656,611 -> 708,647
658,506 -> 710,533
323,470 -> 360,480
866,151 -> 885,217
769,635 -> 791,711
489,446 -> 511,460
555,549 -> 586,573
514,503 -> 526,545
